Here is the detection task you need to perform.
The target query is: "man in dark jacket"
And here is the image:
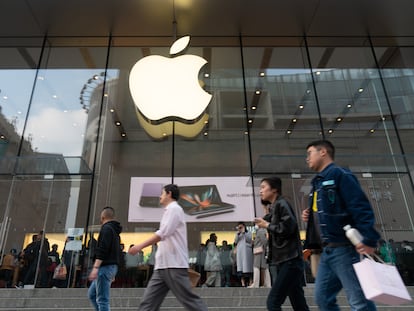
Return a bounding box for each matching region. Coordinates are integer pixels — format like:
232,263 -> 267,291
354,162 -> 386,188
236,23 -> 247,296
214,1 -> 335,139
255,177 -> 309,311
21,231 -> 50,288
302,140 -> 379,311
88,206 -> 122,311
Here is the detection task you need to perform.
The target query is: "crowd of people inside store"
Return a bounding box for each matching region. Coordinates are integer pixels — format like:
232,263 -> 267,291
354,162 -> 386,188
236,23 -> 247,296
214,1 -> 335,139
0,229 -> 412,289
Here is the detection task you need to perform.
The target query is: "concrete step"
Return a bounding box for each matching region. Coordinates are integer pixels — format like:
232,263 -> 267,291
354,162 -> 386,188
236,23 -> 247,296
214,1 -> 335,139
0,286 -> 411,310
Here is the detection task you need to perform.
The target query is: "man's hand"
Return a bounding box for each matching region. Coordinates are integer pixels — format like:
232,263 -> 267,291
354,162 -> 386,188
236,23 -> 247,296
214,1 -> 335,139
303,249 -> 312,261
88,268 -> 98,281
355,243 -> 376,255
302,208 -> 310,222
128,244 -> 142,255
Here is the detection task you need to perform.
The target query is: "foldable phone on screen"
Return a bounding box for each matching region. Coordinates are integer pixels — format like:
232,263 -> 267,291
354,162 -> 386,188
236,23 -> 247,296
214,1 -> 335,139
178,185 -> 235,218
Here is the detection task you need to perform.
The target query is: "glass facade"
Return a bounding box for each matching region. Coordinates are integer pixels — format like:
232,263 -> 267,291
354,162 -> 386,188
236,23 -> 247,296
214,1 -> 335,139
0,34 -> 413,287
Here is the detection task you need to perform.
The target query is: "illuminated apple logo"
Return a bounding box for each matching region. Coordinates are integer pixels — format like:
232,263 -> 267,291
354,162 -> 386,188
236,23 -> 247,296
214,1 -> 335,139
129,36 -> 212,122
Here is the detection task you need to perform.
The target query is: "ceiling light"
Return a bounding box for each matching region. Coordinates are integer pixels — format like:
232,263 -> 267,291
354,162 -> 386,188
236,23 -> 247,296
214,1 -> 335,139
251,106 -> 257,110
336,117 -> 342,122
248,119 -> 253,123
110,108 -> 115,113
255,90 -> 261,95
292,118 -> 297,123
259,72 -> 265,77
244,131 -> 248,135
358,88 -> 364,93
328,129 -> 333,134
3,96 -> 8,100
347,104 -> 352,108
299,105 -> 304,109
115,121 -> 121,126
315,71 -> 321,75
286,130 -> 292,134
370,129 -> 375,133
203,132 -> 208,136
306,89 -> 311,94
204,73 -> 209,78
93,75 -> 99,80
0,135 -> 5,139
121,133 -> 126,137
204,120 -> 208,124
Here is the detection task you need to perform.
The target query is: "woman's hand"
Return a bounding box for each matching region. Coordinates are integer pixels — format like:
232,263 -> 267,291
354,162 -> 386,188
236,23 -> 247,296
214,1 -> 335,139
254,217 -> 269,229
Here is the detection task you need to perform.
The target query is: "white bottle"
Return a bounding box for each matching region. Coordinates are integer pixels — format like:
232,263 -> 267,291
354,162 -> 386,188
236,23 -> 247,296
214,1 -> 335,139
343,224 -> 363,245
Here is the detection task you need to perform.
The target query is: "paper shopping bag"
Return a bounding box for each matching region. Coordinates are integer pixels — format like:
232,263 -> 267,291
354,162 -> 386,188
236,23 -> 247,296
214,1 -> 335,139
353,257 -> 412,305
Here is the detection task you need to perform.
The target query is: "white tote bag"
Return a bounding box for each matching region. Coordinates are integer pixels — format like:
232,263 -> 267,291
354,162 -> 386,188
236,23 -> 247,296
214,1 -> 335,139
353,255 -> 412,305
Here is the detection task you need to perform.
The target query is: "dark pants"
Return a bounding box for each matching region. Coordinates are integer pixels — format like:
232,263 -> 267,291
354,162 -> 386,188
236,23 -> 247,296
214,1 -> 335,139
23,261 -> 36,285
269,263 -> 277,285
267,257 -> 309,311
221,264 -> 232,287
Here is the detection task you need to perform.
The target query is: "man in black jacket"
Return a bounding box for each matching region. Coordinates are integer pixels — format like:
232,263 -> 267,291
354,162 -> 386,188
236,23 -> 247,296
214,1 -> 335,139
255,177 -> 309,311
88,206 -> 122,311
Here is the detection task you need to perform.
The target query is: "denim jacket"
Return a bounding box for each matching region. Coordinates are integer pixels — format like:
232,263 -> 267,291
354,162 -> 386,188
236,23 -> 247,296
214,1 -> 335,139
309,163 -> 380,248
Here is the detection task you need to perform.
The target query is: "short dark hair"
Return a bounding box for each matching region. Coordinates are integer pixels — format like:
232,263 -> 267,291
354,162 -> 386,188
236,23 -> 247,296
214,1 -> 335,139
238,222 -> 248,232
102,206 -> 115,219
306,140 -> 335,159
261,176 -> 282,194
163,184 -> 180,201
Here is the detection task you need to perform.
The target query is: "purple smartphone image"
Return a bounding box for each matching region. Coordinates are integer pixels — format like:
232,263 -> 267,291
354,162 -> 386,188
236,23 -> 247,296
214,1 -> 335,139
139,183 -> 164,207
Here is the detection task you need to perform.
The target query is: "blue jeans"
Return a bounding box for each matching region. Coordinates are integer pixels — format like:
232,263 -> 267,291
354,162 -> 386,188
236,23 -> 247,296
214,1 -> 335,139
267,257 -> 309,311
88,265 -> 118,311
315,245 -> 377,311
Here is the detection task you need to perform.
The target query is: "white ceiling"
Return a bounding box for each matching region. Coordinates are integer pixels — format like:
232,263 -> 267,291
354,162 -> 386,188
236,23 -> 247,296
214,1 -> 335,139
1,0 -> 414,38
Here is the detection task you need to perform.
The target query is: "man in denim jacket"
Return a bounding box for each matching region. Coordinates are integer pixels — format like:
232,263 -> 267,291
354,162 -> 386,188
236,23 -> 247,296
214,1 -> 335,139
302,140 -> 380,311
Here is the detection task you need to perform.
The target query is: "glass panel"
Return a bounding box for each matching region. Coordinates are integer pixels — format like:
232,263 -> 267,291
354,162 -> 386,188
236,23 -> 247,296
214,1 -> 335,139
0,38 -> 42,157
0,38 -> 99,288
20,40 -> 109,162
375,45 -> 414,161
307,44 -> 403,166
243,41 -> 320,177
2,175 -> 92,288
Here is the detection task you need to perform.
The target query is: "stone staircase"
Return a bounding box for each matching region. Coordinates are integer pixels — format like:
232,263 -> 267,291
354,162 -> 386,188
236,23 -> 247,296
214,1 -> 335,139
0,286 -> 412,310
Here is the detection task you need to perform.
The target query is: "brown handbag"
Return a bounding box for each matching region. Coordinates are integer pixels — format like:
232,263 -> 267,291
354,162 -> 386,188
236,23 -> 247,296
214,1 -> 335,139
53,263 -> 67,280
